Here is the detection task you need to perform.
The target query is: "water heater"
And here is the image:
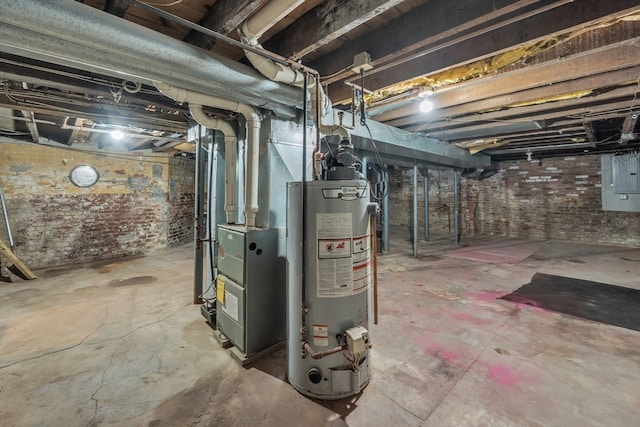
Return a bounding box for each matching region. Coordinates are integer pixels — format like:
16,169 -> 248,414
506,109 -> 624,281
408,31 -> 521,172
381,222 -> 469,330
287,140 -> 376,400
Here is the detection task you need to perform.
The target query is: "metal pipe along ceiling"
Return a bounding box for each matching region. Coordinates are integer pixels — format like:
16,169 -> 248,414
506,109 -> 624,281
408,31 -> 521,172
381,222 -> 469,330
0,0 -> 301,117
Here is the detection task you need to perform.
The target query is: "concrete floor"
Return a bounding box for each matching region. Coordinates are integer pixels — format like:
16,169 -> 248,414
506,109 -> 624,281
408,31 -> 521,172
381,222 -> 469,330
1,229 -> 639,426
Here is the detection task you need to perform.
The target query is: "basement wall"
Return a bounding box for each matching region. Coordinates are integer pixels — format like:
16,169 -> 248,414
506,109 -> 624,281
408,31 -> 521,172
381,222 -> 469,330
0,141 -> 194,269
388,155 -> 640,247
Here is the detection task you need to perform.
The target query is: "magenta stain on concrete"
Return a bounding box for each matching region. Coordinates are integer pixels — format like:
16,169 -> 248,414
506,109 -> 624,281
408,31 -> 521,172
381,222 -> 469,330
486,364 -> 519,387
477,361 -> 540,388
464,290 -> 508,302
450,311 -> 494,326
413,334 -> 462,363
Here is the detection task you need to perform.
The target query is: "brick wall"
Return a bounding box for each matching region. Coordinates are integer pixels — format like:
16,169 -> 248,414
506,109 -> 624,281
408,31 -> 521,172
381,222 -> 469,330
0,141 -> 195,269
388,155 -> 640,247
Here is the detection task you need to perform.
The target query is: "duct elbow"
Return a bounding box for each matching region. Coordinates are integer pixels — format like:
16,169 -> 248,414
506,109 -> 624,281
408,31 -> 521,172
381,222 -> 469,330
154,82 -> 189,103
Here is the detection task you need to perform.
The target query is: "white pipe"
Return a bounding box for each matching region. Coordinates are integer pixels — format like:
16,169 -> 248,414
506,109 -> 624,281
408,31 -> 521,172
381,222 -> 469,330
241,0 -> 306,44
157,82 -> 262,227
189,105 -> 238,224
239,21 -> 351,144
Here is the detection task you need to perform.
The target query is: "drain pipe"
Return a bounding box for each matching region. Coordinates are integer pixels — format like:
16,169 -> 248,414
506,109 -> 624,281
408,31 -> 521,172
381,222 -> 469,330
189,105 -> 238,224
157,82 -> 261,227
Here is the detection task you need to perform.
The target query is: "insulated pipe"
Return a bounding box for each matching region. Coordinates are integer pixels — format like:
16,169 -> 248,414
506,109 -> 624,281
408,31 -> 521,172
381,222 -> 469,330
241,0 -> 306,43
0,0 -> 301,116
189,105 -> 238,224
157,83 -> 262,227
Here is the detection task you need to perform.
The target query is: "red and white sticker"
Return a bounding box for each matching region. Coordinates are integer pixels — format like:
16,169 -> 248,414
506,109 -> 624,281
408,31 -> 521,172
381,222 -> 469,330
318,238 -> 351,259
313,324 -> 329,347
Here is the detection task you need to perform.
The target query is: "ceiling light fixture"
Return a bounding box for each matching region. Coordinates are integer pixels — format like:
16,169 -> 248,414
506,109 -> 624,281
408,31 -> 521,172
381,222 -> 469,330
418,86 -> 434,113
111,130 -> 124,140
419,99 -> 434,113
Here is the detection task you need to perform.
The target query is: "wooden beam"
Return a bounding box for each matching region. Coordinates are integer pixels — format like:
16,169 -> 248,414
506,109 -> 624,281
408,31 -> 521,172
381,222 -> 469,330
19,109 -> 39,142
324,0 -> 640,103
0,239 -> 36,280
620,114 -> 640,144
583,121 -> 598,145
182,0 -> 262,50
312,0 -> 541,83
406,95 -> 640,135
373,41 -> 640,122
104,0 -> 129,18
384,66 -> 640,127
264,0 -> 406,60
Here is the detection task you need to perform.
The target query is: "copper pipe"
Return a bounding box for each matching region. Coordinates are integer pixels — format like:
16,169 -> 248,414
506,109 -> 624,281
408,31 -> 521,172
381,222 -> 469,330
371,213 -> 379,325
303,342 -> 345,360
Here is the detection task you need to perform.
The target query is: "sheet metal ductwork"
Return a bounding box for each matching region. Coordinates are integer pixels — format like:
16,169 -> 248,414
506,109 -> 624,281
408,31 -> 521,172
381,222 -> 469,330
0,0 -> 301,118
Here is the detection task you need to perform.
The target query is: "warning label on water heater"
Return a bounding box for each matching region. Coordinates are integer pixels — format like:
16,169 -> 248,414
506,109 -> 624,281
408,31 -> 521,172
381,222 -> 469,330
317,213 -> 353,297
313,324 -> 329,347
352,234 -> 371,295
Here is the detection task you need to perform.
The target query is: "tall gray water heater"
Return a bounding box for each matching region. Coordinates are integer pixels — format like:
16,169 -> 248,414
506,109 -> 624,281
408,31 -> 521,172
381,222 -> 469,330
287,141 -> 375,400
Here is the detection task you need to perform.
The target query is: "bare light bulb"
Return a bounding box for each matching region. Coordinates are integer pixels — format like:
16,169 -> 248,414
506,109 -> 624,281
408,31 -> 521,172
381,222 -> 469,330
419,99 -> 433,113
111,130 -> 124,140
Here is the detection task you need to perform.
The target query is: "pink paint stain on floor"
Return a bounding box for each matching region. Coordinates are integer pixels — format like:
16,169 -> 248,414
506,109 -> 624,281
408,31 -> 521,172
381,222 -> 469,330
450,311 -> 496,326
477,361 -> 540,388
486,364 -> 520,387
464,290 -> 509,302
413,334 -> 463,364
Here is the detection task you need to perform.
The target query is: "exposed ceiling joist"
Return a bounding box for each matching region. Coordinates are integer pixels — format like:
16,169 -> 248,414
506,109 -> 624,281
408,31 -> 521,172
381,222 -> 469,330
265,0 -> 406,60
314,0 -> 542,84
325,0 -> 640,103
182,0 -> 262,50
104,0 -> 129,18
385,66 -> 640,128
19,109 -> 39,142
374,40 -> 640,123
620,113 -> 640,144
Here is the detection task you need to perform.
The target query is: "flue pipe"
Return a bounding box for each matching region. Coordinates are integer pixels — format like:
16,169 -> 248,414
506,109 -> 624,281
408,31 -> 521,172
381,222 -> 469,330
157,83 -> 261,227
241,0 -> 306,44
189,105 -> 238,224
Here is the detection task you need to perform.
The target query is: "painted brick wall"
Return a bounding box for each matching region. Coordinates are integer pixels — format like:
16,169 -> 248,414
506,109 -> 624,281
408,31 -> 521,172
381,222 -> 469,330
0,141 -> 195,269
388,155 -> 640,247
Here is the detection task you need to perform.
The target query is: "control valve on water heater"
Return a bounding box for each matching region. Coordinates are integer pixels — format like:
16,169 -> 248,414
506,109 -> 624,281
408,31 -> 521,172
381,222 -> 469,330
287,136 -> 377,400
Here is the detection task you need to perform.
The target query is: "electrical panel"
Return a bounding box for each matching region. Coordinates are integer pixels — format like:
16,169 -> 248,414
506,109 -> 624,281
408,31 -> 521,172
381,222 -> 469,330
612,153 -> 640,194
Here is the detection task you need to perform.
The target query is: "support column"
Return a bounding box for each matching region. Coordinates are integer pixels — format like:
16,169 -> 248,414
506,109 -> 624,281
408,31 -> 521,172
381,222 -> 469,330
423,168 -> 429,241
453,169 -> 460,245
382,166 -> 389,253
413,163 -> 418,257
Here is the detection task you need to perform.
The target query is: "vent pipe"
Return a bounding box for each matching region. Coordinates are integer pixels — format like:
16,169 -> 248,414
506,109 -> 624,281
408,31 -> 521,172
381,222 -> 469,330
241,0 -> 306,44
157,83 -> 261,227
189,105 -> 238,224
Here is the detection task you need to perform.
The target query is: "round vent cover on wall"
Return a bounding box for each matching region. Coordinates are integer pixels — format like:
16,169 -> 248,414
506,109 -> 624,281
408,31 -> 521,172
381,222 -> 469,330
69,165 -> 99,187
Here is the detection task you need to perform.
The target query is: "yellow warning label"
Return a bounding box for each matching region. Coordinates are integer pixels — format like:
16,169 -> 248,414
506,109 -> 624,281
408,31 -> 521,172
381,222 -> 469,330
216,276 -> 225,304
